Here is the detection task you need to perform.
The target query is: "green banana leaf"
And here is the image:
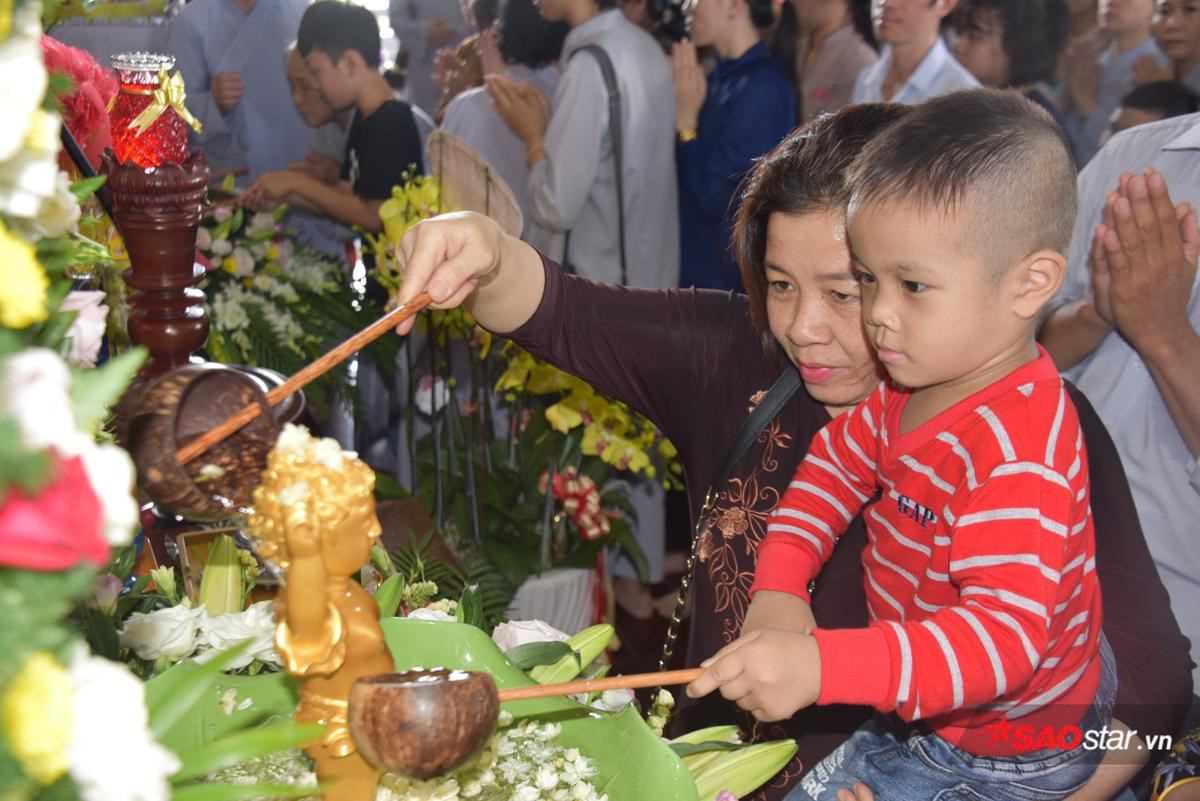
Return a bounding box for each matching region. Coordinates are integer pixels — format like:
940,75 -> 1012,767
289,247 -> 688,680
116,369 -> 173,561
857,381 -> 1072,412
148,619 -> 699,801
146,665 -> 300,754
382,617 -> 700,801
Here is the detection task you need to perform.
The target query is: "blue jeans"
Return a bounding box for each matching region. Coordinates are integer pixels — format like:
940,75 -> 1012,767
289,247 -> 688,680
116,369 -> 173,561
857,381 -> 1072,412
787,637 -> 1118,801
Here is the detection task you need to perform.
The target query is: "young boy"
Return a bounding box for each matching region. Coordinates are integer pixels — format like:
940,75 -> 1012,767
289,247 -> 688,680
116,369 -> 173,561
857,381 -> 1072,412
241,0 -> 423,235
687,89 -> 1114,801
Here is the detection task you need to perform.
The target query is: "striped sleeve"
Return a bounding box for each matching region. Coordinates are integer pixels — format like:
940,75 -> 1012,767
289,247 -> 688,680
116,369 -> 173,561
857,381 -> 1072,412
813,456 -> 1086,718
751,384 -> 884,601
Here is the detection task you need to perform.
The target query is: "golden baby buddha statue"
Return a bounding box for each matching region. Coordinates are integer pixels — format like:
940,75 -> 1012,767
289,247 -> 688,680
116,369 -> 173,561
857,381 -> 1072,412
249,424 -> 395,801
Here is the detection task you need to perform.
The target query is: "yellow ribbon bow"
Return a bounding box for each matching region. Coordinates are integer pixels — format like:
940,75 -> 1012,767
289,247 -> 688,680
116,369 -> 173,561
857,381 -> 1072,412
128,67 -> 203,135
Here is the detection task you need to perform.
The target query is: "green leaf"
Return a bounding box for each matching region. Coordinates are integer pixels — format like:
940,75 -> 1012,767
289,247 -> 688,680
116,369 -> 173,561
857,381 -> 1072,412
172,722 -> 323,783
373,472 -> 409,501
503,641 -> 575,671
69,348 -> 146,431
667,740 -> 745,759
69,175 -> 107,202
146,641 -> 253,739
456,582 -> 484,629
171,781 -> 318,801
373,573 -> 405,618
82,607 -> 119,660
145,667 -> 300,755
0,417 -> 51,495
384,618 -> 700,801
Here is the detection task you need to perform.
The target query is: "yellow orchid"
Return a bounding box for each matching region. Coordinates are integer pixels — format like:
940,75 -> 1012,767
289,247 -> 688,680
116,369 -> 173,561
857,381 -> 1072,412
495,350 -> 536,392
526,362 -> 574,394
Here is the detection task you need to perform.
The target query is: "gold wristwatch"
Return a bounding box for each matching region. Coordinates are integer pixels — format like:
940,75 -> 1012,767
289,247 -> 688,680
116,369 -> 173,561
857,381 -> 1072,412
677,127 -> 698,143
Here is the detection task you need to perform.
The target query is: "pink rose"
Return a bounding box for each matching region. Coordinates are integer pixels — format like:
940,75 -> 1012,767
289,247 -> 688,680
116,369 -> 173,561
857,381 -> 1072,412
0,455 -> 108,570
59,291 -> 108,367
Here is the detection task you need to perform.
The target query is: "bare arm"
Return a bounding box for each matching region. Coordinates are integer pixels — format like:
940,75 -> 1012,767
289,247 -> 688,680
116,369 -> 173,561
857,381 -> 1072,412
282,514 -> 331,638
1040,298 -> 1113,371
393,212 -> 545,335
241,173 -> 384,233
1063,722 -> 1148,801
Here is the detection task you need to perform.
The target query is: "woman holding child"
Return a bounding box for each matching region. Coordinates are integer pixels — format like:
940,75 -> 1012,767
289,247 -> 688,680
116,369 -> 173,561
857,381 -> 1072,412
393,98 -> 1192,800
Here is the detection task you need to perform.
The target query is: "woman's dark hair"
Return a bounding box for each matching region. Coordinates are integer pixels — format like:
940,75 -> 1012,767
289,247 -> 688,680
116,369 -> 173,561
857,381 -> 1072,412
472,0 -> 501,31
1120,80 -> 1200,119
765,0 -> 797,88
732,103 -> 911,353
959,0 -> 1069,87
849,0 -> 876,50
747,0 -> 776,28
498,0 -> 569,68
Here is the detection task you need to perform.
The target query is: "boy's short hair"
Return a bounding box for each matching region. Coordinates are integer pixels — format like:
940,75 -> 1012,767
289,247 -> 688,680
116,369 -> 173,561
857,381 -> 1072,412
847,88 -> 1077,279
1120,80 -> 1199,120
297,1 -> 382,70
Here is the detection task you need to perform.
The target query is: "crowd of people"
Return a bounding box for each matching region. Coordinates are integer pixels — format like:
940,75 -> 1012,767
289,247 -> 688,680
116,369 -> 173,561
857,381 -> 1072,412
160,0 -> 1200,799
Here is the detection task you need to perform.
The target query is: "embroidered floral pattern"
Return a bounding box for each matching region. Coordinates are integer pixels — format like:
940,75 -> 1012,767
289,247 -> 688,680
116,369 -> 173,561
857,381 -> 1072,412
697,390 -> 794,645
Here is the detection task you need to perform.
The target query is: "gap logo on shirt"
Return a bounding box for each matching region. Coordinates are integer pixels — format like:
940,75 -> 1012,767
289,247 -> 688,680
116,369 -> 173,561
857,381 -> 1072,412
897,493 -> 938,527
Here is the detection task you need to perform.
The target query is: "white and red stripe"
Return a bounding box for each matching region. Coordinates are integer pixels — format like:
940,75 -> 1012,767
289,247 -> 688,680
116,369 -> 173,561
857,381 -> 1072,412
752,350 -> 1101,756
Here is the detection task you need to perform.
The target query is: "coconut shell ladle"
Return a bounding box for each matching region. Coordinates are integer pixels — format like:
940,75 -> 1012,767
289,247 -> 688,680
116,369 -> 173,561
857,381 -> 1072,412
348,666 -> 704,779
173,293 -> 432,466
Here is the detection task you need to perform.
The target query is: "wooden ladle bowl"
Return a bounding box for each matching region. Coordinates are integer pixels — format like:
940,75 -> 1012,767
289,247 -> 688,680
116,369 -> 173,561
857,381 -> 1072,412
348,666 -> 704,779
349,668 -> 499,780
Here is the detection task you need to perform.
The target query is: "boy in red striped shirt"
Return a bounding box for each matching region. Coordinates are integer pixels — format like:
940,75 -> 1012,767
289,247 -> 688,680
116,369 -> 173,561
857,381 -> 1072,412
687,89 -> 1114,801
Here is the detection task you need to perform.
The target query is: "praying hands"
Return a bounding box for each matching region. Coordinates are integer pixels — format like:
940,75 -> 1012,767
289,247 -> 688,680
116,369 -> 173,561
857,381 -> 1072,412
1088,168 -> 1199,355
486,75 -> 550,166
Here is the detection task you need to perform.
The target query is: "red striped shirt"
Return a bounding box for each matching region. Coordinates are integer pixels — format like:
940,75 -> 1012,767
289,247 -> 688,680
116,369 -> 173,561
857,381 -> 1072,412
752,350 -> 1102,755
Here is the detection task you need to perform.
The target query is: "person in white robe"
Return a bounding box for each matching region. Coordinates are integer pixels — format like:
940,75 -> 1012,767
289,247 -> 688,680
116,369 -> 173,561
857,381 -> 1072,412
168,0 -> 310,182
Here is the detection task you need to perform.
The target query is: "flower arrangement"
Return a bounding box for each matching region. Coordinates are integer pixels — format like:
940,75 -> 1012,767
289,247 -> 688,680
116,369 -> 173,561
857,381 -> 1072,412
0,11 -> 323,799
196,617 -> 798,801
366,177 -> 682,623
196,199 -> 399,416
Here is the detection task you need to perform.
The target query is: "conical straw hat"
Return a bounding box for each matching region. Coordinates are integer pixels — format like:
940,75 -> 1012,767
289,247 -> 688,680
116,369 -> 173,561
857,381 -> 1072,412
425,130 -> 524,238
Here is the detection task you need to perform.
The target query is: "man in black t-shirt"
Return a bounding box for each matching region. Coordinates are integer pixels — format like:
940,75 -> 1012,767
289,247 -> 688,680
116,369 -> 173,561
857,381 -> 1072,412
242,1 -> 424,232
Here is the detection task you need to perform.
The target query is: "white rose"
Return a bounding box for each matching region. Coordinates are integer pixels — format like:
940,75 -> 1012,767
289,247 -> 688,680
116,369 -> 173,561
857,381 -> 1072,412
0,108 -> 62,221
60,290 -> 109,368
491,619 -> 569,653
195,226 -> 212,250
0,5 -> 47,163
19,170 -> 81,239
195,600 -> 280,669
405,607 -> 457,622
67,649 -> 179,801
77,441 -> 139,545
247,211 -> 276,235
119,603 -> 204,661
230,247 -> 255,277
210,238 -> 233,257
213,204 -> 233,222
0,348 -> 77,453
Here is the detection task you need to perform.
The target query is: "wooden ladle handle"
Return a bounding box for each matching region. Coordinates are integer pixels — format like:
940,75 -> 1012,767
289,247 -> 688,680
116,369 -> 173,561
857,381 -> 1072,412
496,667 -> 704,703
175,292 -> 433,465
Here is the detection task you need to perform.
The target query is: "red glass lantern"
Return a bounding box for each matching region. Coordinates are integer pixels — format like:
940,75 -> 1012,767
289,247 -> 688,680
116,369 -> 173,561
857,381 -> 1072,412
109,52 -> 195,168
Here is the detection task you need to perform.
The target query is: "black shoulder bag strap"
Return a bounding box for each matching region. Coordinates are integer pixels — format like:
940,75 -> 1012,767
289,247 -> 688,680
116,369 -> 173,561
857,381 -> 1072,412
562,43 -> 628,285
656,366 -> 803,674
